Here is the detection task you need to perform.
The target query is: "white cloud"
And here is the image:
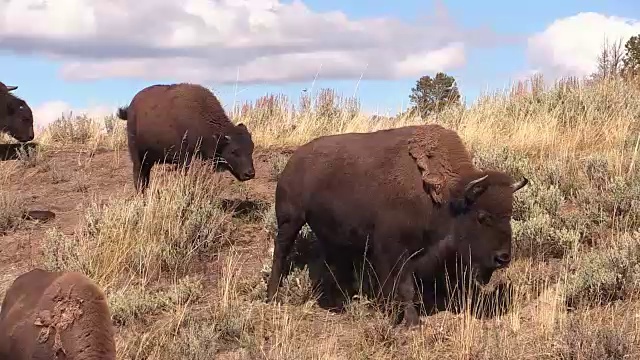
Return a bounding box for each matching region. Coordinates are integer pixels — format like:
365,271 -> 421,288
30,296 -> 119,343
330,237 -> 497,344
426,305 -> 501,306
394,42 -> 466,78
0,0 -> 509,84
527,12 -> 640,78
32,100 -> 114,133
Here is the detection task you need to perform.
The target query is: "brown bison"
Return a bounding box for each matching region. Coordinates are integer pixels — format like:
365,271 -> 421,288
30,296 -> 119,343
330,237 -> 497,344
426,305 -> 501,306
117,83 -> 255,192
0,82 -> 34,143
0,268 -> 116,359
265,124 -> 528,326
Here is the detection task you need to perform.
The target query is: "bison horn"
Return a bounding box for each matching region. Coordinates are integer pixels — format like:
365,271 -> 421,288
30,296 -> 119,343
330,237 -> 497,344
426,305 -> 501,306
463,174 -> 489,203
464,174 -> 489,193
510,176 -> 528,192
6,85 -> 17,91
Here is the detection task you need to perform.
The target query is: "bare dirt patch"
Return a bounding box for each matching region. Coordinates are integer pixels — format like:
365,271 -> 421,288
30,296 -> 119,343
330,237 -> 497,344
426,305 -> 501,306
0,146 -> 285,293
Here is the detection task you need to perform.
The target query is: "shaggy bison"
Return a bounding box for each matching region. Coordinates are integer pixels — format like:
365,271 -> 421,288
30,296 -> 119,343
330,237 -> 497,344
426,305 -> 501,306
265,124 -> 528,326
0,268 -> 116,359
117,83 -> 255,192
0,82 -> 34,143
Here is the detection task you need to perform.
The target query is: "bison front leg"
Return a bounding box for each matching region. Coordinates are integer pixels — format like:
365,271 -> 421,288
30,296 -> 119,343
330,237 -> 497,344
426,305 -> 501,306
373,245 -> 420,327
397,267 -> 420,326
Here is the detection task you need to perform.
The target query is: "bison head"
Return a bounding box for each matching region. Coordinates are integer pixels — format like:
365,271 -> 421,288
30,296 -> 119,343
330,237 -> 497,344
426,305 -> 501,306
406,125 -> 528,287
214,123 -> 256,181
447,172 -> 528,285
0,86 -> 34,143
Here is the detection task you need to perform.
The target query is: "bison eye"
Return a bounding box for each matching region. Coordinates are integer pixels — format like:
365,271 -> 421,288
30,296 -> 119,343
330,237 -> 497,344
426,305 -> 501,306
477,211 -> 492,226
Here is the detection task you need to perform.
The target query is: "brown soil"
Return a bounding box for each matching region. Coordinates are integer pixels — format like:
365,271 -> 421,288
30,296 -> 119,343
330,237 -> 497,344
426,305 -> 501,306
0,146 -> 286,296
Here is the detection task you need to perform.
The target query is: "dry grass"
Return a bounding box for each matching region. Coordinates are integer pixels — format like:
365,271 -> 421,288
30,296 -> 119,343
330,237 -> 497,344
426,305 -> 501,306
42,161 -> 236,289
2,76 -> 640,359
0,191 -> 24,234
0,161 -> 25,234
37,112 -> 127,154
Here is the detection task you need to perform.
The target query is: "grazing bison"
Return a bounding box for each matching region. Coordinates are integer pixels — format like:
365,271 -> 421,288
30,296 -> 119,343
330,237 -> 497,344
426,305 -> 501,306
0,268 -> 116,359
0,82 -> 34,143
117,83 -> 256,192
265,124 -> 528,326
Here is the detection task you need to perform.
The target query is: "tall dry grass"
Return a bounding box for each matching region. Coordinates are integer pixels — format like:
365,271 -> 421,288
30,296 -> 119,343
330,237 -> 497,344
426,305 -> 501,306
43,161 -> 236,289
7,75 -> 640,359
31,77 -> 640,172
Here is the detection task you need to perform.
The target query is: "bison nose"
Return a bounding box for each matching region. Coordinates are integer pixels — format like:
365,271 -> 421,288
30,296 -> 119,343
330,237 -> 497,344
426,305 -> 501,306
494,252 -> 511,268
20,133 -> 34,142
243,168 -> 255,179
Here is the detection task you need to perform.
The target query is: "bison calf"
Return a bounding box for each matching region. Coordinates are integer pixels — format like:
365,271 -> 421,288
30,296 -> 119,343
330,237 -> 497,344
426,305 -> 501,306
117,83 -> 256,192
265,124 -> 528,326
0,82 -> 34,143
0,268 -> 116,359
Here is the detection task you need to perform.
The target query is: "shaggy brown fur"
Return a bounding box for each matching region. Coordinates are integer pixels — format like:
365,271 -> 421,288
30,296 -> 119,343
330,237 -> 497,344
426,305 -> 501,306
407,124 -> 476,204
117,83 -> 255,192
0,269 -> 116,360
0,82 -> 34,143
265,124 -> 528,327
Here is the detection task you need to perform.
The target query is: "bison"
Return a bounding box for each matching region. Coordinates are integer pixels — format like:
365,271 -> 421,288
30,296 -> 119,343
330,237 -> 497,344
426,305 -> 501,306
117,83 -> 256,192
0,82 -> 34,143
0,268 -> 116,359
265,124 -> 528,326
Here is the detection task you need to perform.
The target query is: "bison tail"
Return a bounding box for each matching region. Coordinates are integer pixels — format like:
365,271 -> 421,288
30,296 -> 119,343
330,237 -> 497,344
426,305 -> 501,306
116,106 -> 128,120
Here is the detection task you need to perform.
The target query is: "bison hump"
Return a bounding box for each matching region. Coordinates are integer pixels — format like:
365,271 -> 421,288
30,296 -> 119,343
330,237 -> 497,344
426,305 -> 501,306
407,125 -> 469,204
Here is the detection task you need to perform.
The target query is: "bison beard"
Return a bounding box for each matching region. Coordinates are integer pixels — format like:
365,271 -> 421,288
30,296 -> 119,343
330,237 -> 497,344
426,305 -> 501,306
265,124 -> 528,327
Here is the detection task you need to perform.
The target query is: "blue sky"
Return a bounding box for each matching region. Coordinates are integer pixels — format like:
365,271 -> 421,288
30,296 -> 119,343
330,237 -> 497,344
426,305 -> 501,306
1,0 -> 639,128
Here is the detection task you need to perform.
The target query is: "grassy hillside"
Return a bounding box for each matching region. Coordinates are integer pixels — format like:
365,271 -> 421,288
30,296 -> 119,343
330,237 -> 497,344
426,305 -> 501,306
1,76 -> 639,359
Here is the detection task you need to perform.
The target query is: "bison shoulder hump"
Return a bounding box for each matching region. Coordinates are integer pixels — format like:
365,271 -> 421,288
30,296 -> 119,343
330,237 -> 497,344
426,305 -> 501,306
407,125 -> 474,204
172,83 -> 232,128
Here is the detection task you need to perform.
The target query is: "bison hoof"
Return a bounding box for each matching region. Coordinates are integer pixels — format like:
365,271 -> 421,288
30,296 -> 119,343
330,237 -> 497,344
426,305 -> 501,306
265,292 -> 278,304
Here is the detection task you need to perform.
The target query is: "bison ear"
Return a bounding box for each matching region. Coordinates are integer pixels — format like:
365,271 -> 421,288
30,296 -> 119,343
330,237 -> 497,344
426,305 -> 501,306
408,135 -> 446,204
236,123 -> 247,129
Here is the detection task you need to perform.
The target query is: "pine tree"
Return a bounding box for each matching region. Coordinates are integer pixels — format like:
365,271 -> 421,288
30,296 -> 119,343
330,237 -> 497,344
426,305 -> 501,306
622,34 -> 640,78
409,72 -> 461,119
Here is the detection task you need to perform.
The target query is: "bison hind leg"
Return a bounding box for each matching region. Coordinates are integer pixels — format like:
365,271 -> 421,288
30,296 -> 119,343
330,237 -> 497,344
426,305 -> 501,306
266,215 -> 305,302
132,152 -> 154,193
315,245 -> 364,312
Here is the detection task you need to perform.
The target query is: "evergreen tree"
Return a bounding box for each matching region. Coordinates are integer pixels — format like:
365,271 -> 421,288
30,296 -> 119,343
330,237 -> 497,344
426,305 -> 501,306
409,72 -> 461,118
